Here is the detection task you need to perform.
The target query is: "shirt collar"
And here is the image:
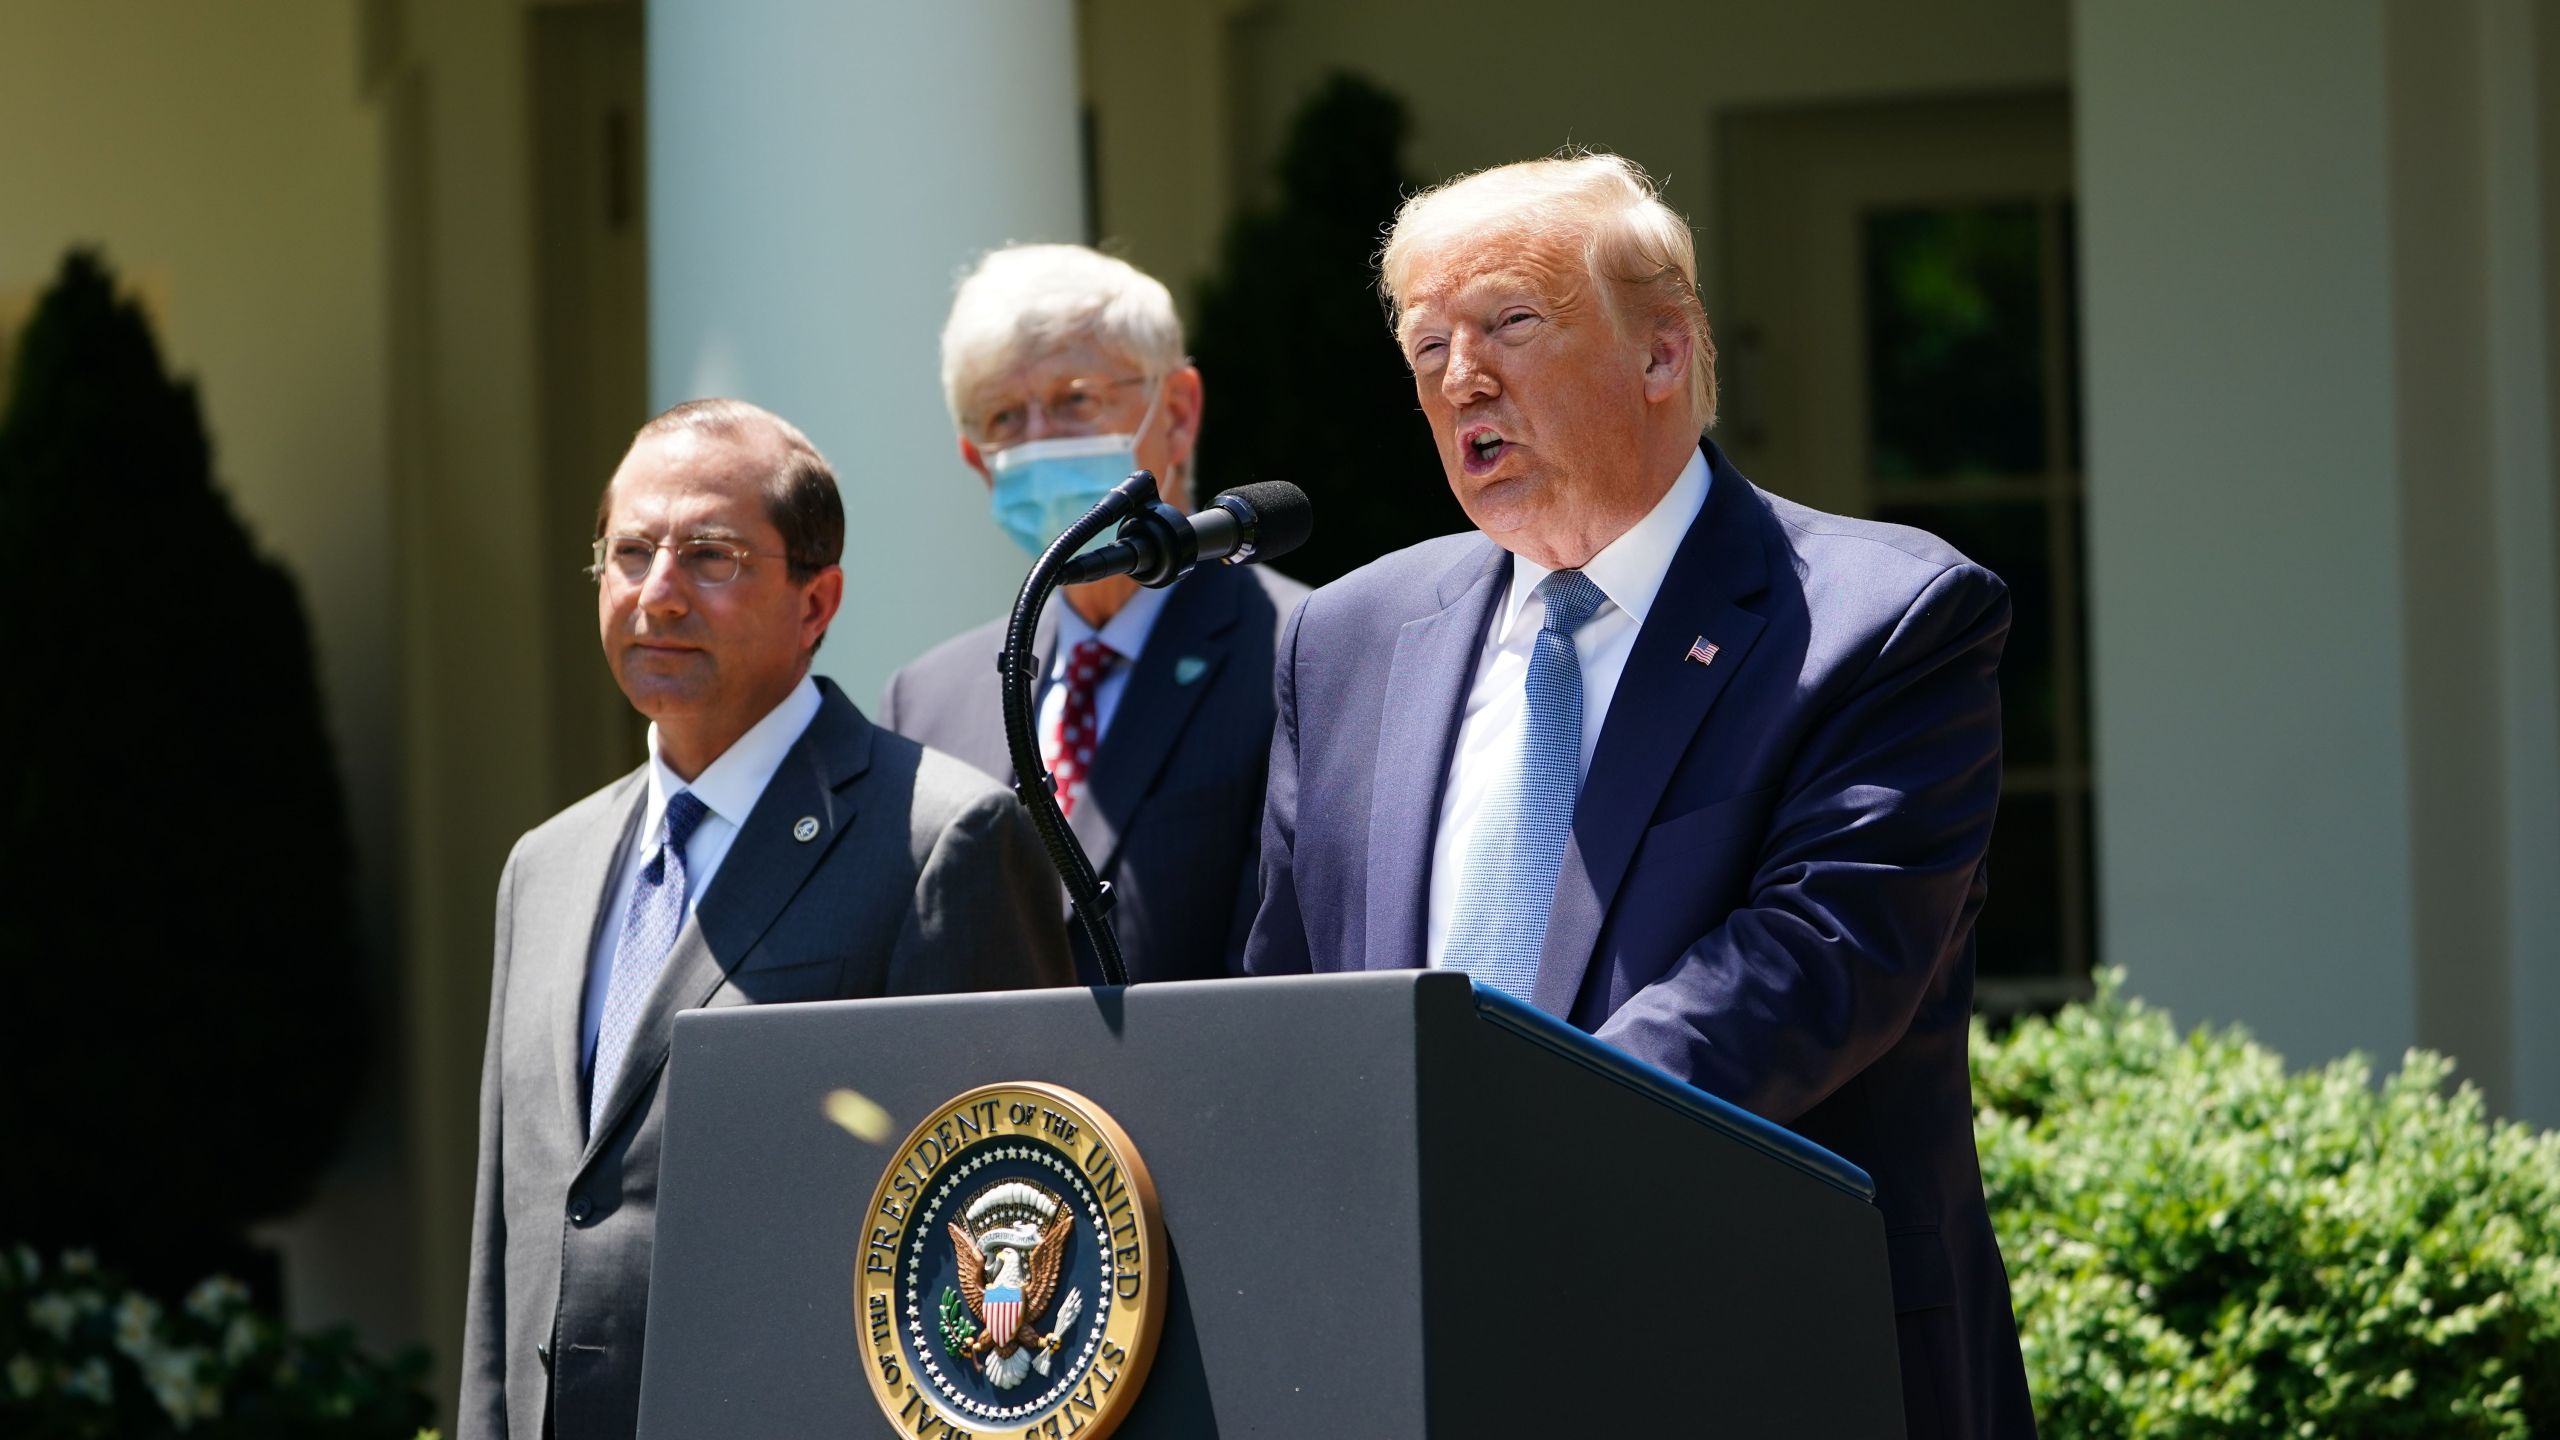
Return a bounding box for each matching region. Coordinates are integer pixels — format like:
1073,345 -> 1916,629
1051,581 -> 1172,673
643,674 -> 824,834
1495,446 -> 1712,643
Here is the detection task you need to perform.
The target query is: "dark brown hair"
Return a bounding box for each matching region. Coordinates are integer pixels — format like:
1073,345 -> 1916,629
602,397 -> 845,580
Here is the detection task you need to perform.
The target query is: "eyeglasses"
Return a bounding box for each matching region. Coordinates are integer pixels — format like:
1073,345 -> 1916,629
589,535 -> 767,588
964,373 -> 1152,451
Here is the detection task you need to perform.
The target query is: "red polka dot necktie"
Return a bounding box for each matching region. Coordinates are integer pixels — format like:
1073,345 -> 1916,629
1046,638 -> 1118,819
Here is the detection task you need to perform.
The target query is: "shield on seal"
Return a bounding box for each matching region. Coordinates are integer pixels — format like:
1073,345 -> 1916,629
982,1271 -> 1023,1350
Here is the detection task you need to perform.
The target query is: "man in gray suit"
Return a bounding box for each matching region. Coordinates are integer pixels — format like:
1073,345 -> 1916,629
459,399 -> 1071,1440
882,245 -> 1306,983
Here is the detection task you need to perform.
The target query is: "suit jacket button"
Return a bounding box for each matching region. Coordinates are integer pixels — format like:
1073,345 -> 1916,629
568,1196 -> 594,1225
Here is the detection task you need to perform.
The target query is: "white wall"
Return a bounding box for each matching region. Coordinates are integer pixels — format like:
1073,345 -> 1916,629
1085,0 -> 2071,316
2077,0 -> 2560,1119
649,0 -> 1087,705
0,1 -> 411,1339
2513,0 -> 2560,1129
0,9 -> 393,952
2076,0 -> 2420,1069
2429,0 -> 2560,1126
378,1 -> 569,1415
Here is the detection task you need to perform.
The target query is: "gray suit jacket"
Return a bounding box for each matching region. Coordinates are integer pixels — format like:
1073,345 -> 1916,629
879,562 -> 1307,983
457,679 -> 1071,1440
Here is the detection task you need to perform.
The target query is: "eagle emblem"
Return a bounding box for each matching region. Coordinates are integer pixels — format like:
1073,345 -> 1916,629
942,1180 -> 1084,1389
857,1082 -> 1162,1437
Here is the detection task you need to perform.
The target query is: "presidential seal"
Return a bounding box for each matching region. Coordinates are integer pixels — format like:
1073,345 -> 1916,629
856,1082 -> 1164,1439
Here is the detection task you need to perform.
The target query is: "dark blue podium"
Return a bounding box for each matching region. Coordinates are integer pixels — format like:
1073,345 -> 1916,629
636,970 -> 1904,1436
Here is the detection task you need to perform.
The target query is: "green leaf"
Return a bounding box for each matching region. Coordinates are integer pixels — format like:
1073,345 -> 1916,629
1976,970 -> 2560,1436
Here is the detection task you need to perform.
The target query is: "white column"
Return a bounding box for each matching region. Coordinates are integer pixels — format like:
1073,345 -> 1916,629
2074,0 -> 2420,1068
2075,0 -> 2560,1119
2480,0 -> 2560,1127
648,0 -> 1085,702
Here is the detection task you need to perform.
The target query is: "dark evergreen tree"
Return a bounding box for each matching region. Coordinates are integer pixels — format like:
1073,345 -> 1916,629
1191,72 -> 1465,585
0,252 -> 363,1292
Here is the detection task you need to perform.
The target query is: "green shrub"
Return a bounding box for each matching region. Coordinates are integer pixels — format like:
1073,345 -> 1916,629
1974,973 -> 2560,1437
0,1246 -> 432,1439
1191,72 -> 1466,584
0,251 -> 363,1283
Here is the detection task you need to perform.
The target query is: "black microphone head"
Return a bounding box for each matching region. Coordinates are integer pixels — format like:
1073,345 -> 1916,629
1215,482 -> 1313,565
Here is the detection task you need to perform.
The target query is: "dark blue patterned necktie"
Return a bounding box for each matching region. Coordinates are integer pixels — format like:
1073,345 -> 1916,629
589,789 -> 710,1136
1442,570 -> 1609,1000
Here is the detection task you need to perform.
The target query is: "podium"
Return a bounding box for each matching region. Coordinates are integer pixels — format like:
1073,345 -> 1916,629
636,971 -> 1906,1436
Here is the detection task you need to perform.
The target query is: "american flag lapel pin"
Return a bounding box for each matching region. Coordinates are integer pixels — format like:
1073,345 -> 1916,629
1685,635 -> 1721,667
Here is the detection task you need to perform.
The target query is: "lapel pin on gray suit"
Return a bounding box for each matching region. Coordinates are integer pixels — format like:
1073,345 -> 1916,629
457,399 -> 1071,1440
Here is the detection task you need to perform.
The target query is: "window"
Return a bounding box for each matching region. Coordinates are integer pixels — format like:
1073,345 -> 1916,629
1863,199 -> 2092,1008
1718,93 -> 2089,1012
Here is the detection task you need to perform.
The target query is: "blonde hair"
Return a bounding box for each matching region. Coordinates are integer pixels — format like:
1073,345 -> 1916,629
1379,152 -> 1716,433
939,244 -> 1187,424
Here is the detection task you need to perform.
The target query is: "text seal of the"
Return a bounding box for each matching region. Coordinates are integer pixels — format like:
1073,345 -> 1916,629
855,1081 -> 1165,1439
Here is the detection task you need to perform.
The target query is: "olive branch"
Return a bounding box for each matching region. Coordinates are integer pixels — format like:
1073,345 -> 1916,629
937,1288 -> 978,1360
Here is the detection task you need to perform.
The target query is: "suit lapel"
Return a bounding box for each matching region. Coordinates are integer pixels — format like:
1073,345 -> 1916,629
959,605 -> 1060,788
580,682 -> 873,1161
1531,450 -> 1774,1019
548,775 -> 647,1136
1072,567 -> 1241,874
1365,541 -> 1511,975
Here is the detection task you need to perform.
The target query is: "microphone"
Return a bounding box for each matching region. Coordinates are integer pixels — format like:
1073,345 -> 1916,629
1057,480 -> 1313,588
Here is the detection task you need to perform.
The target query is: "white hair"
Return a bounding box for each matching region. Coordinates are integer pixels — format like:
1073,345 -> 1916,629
1380,152 -> 1717,433
939,244 -> 1187,425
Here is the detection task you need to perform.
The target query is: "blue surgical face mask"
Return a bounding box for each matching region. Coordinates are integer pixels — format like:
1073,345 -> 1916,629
985,382 -> 1165,561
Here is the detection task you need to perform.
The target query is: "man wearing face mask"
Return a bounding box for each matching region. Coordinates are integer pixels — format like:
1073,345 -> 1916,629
881,244 -> 1309,984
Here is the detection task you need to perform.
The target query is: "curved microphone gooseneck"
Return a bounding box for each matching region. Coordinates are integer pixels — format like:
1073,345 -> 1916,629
996,471 -> 1165,987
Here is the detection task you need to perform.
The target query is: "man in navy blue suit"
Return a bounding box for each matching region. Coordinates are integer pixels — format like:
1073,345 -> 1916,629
1242,152 -> 2037,1438
886,245 -> 1306,984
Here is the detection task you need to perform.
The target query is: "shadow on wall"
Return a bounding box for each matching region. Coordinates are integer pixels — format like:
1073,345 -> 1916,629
0,251 -> 365,1307
1191,72 -> 1465,585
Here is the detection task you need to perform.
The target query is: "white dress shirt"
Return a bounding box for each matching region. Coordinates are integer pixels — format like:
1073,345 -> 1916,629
579,674 -> 824,1070
1426,449 -> 1712,971
1037,581 -> 1171,752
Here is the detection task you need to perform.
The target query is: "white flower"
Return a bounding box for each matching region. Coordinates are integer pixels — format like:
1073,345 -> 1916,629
115,1292 -> 164,1358
27,1292 -> 77,1340
63,1355 -> 112,1404
60,1250 -> 96,1276
223,1313 -> 259,1364
5,1353 -> 40,1400
144,1346 -> 215,1428
184,1276 -> 249,1324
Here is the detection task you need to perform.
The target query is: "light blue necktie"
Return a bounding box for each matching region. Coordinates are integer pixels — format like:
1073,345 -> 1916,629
589,789 -> 709,1136
1443,570 -> 1609,1000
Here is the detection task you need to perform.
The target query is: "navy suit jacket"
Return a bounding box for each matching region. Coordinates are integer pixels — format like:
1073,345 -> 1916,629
1244,442 -> 2035,1439
884,561 -> 1309,983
